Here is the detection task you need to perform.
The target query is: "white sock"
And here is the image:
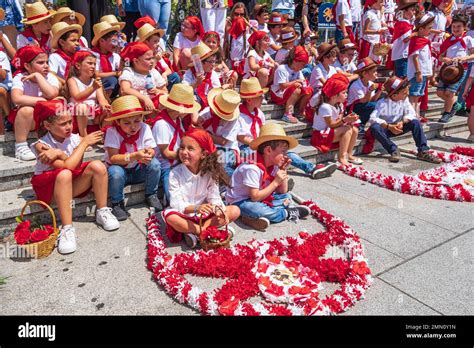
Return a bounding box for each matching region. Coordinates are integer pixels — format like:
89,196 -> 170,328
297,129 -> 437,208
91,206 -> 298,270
15,142 -> 28,149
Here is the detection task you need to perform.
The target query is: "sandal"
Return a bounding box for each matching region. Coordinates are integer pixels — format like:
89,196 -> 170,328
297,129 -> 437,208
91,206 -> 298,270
348,157 -> 364,165
417,151 -> 442,164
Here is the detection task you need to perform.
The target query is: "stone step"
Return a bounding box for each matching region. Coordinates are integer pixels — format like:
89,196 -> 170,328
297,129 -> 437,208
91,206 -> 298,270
0,115 -> 468,236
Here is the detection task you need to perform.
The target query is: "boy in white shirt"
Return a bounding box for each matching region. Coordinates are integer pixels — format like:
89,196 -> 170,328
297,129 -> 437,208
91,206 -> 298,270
391,0 -> 416,78
369,76 -> 441,163
334,0 -> 355,44
335,38 -> 358,73
437,14 -> 474,123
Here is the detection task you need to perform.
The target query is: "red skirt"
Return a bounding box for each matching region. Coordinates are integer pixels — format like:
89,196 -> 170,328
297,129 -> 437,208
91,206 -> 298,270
72,105 -> 104,134
467,87 -> 474,109
304,104 -> 315,123
162,209 -> 214,243
270,85 -> 313,106
231,60 -> 245,77
310,129 -> 338,153
7,108 -> 18,127
359,39 -> 371,61
31,162 -> 92,204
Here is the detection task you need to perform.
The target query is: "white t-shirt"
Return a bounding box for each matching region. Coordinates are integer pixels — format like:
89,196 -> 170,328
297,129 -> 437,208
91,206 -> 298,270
443,35 -> 474,59
229,32 -> 249,61
336,0 -> 353,27
119,67 -> 166,95
104,123 -> 156,169
428,9 -> 447,45
237,107 -> 266,144
226,162 -> 279,204
31,133 -> 81,175
272,0 -> 296,11
347,78 -> 374,106
244,49 -> 273,78
313,102 -> 342,132
362,9 -> 382,44
391,19 -> 412,60
268,32 -> 279,56
48,53 -> 68,79
407,43 -> 433,80
80,36 -> 89,48
152,116 -> 185,170
69,77 -> 97,106
369,97 -> 416,125
0,51 -> 12,87
92,51 -> 121,72
17,33 -> 52,52
11,72 -> 60,106
182,69 -> 221,92
199,107 -> 239,150
173,32 -> 201,50
334,58 -> 357,73
271,64 -> 305,98
257,23 -> 269,33
351,0 -> 362,22
384,0 -> 396,14
309,63 -> 339,89
275,47 -> 290,64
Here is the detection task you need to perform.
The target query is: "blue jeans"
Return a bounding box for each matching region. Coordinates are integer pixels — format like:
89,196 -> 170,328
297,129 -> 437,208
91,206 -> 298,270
108,158 -> 161,204
138,0 -> 171,38
102,76 -> 119,98
235,192 -> 291,223
409,76 -> 428,97
370,120 -> 429,154
288,151 -> 314,174
217,147 -> 237,178
301,63 -> 314,80
437,70 -> 468,93
394,58 -> 408,78
160,166 -> 171,203
353,101 -> 377,127
167,72 -> 181,92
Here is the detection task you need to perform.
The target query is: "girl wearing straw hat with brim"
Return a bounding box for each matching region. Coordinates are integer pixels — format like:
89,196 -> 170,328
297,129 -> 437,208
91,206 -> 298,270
152,84 -> 200,204
226,122 -> 311,231
17,1 -> 53,52
195,87 -> 242,177
48,21 -> 83,83
104,95 -> 163,221
91,21 -> 121,99
52,6 -> 88,48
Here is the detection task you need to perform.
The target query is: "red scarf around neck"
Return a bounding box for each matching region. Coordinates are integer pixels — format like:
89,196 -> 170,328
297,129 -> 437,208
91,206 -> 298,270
408,36 -> 431,56
92,46 -> 113,73
156,109 -> 184,165
192,67 -> 213,108
22,27 -> 50,52
202,109 -> 221,133
248,153 -> 276,206
113,123 -> 142,160
392,20 -> 413,41
439,33 -> 467,57
229,17 -> 247,40
239,104 -> 262,139
55,48 -> 73,77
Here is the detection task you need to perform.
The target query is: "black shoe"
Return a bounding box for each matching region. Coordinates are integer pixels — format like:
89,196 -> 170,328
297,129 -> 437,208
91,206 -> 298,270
287,178 -> 295,191
389,149 -> 401,163
145,194 -> 163,211
455,108 -> 467,116
286,205 -> 311,221
310,162 -> 337,179
438,111 -> 454,123
112,201 -> 129,221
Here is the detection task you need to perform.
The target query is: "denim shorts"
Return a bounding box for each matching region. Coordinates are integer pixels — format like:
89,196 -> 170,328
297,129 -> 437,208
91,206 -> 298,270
437,70 -> 468,93
394,58 -> 408,78
409,76 -> 427,97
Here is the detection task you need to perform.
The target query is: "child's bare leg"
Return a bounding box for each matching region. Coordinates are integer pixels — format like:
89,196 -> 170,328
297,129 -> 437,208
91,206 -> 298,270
443,91 -> 455,112
72,161 -> 108,209
285,88 -> 301,114
297,93 -> 311,116
257,68 -> 269,89
0,88 -> 10,115
333,125 -> 352,165
178,49 -> 192,72
53,170 -> 74,226
14,107 -> 35,143
75,103 -> 89,137
347,126 -> 359,159
166,215 -> 200,235
201,205 -> 241,230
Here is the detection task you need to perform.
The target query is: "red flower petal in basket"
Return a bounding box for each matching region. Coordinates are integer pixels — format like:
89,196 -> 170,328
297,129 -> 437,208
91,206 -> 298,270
14,220 -> 31,245
352,261 -> 370,276
266,255 -> 281,264
218,297 -> 240,316
30,229 -> 51,243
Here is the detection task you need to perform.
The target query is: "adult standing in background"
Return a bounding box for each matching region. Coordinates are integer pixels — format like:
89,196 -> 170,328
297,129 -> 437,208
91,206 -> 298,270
67,0 -> 110,43
350,0 -> 362,40
201,0 -> 229,46
117,0 -> 141,41
0,0 -> 24,49
138,0 -> 171,39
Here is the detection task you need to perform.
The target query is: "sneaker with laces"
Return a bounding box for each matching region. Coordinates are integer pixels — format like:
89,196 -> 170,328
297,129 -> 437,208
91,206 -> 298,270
286,205 -> 311,222
240,216 -> 270,231
111,201 -> 129,221
282,113 -> 298,124
310,163 -> 337,179
145,194 -> 163,211
389,149 -> 401,163
15,146 -> 36,161
184,233 -> 198,249
417,150 -> 442,164
96,207 -> 120,231
57,225 -> 77,254
438,111 -> 454,123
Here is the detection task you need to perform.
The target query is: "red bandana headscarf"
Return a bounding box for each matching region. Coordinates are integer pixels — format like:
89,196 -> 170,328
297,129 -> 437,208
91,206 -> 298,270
64,50 -> 95,79
293,46 -> 309,64
33,100 -> 67,131
134,15 -> 157,29
203,31 -> 221,47
120,42 -> 152,64
186,16 -> 205,37
12,45 -> 46,76
184,128 -> 217,154
322,75 -> 349,98
248,30 -> 267,48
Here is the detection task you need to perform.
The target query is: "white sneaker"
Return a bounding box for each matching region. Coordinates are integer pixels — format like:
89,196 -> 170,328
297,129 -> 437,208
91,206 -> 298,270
468,134 -> 474,143
15,146 -> 36,161
96,207 -> 120,231
57,226 -> 77,254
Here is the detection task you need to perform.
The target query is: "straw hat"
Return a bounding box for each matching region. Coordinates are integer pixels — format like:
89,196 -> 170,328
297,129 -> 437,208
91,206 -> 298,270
207,88 -> 241,121
22,2 -> 53,25
337,38 -> 356,52
50,21 -> 83,49
187,42 -> 219,68
92,21 -> 120,47
439,62 -> 464,85
396,0 -> 418,11
101,14 -> 125,31
316,42 -> 337,62
354,57 -> 378,74
279,26 -> 299,44
106,95 -> 151,122
159,84 -> 201,114
250,122 -> 298,150
137,23 -> 165,42
240,77 -> 269,99
52,7 -> 86,26
384,76 -> 410,97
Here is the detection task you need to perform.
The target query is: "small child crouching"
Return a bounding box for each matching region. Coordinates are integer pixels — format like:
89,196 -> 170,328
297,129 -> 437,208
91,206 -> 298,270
227,123 -> 311,231
162,128 -> 240,248
104,96 -> 162,221
31,100 -> 119,255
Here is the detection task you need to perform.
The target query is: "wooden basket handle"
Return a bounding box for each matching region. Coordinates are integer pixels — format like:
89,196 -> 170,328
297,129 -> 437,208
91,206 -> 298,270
20,200 -> 57,232
198,204 -> 229,235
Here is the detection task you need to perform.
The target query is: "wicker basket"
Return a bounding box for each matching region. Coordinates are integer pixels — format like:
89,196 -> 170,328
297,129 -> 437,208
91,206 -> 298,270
16,200 -> 59,259
199,205 -> 231,251
373,43 -> 391,57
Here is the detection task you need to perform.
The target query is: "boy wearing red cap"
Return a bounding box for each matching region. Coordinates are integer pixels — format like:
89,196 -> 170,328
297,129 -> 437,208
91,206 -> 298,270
31,100 -> 119,254
271,46 -> 313,123
9,46 -> 60,161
